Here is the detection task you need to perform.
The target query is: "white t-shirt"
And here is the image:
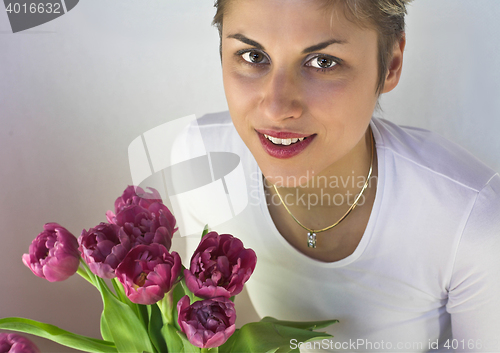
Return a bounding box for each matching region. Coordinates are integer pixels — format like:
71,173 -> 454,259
171,111 -> 500,352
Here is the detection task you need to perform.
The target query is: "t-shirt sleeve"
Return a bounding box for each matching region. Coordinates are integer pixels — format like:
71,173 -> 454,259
446,173 -> 500,352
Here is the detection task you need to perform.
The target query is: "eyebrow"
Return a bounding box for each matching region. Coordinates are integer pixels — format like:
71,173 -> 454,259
226,33 -> 347,54
227,33 -> 264,50
302,38 -> 347,54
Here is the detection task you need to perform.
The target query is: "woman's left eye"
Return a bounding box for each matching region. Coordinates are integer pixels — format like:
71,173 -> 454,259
305,55 -> 339,71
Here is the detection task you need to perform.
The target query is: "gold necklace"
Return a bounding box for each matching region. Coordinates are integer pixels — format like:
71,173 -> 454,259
272,129 -> 375,249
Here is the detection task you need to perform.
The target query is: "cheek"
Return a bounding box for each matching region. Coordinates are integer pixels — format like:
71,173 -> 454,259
302,78 -> 346,111
222,66 -> 262,116
301,78 -> 349,133
221,70 -> 257,144
301,75 -> 376,152
303,70 -> 377,122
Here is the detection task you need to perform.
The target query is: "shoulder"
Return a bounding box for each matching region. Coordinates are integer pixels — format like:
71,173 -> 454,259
371,116 -> 498,193
371,119 -> 500,324
445,174 -> 500,335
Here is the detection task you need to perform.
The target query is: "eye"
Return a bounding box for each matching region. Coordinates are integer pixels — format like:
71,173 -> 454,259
240,50 -> 269,65
305,54 -> 339,70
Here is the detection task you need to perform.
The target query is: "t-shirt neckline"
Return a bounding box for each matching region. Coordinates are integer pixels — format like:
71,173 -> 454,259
256,118 -> 386,268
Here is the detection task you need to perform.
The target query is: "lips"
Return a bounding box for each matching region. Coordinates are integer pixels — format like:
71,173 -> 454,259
255,130 -> 316,159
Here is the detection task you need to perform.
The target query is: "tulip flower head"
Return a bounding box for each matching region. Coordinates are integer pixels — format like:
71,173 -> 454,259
0,333 -> 40,353
185,231 -> 257,298
106,186 -> 177,251
78,222 -> 131,278
22,223 -> 80,282
115,243 -> 181,305
111,185 -> 163,215
177,296 -> 236,349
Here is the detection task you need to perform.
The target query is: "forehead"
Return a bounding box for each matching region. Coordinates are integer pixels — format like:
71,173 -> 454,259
222,0 -> 377,51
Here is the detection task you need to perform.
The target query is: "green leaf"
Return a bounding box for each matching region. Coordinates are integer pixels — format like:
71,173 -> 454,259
111,278 -> 148,326
179,278 -> 203,305
147,304 -> 167,353
171,282 -> 186,331
111,277 -> 129,304
161,324 -> 184,353
176,330 -> 201,353
138,304 -> 150,329
95,276 -> 154,353
259,317 -> 339,331
201,224 -> 210,238
100,314 -> 113,342
224,322 -> 334,353
217,329 -> 237,353
0,317 -> 117,353
220,329 -> 278,353
201,348 -> 218,353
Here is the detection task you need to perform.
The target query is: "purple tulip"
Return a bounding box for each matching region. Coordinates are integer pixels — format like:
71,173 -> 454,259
78,222 -> 131,278
110,185 -> 163,215
22,223 -> 80,282
115,243 -> 181,305
177,296 -> 236,349
0,333 -> 40,353
184,231 -> 257,299
106,186 -> 177,251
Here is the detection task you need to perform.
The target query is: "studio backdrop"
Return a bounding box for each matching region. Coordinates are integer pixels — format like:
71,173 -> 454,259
1,1 -> 499,352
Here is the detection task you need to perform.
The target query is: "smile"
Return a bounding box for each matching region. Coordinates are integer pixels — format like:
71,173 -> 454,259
256,131 -> 316,159
263,134 -> 307,145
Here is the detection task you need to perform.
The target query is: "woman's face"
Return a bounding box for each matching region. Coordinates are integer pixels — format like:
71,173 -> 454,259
221,0 -> 382,187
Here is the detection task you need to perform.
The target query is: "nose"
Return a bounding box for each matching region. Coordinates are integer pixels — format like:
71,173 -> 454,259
260,67 -> 304,122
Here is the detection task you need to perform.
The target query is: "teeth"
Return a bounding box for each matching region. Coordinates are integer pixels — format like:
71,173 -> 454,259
264,134 -> 307,145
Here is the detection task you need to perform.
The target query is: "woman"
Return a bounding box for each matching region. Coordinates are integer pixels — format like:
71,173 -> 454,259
174,0 -> 500,351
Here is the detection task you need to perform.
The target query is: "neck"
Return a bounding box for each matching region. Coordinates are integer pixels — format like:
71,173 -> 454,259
269,127 -> 375,210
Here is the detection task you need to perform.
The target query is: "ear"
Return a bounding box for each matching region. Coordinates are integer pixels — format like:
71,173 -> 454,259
381,33 -> 406,93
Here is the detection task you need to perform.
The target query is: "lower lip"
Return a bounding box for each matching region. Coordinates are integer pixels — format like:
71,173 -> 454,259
257,132 -> 316,159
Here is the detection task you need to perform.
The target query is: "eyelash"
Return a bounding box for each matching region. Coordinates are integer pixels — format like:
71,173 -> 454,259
235,49 -> 342,73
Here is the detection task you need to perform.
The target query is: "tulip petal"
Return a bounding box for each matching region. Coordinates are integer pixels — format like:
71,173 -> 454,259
23,224 -> 80,282
0,333 -> 40,353
116,244 -> 181,305
185,231 -> 256,299
177,297 -> 236,348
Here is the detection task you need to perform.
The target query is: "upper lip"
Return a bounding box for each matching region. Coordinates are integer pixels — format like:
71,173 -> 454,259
255,129 -> 314,139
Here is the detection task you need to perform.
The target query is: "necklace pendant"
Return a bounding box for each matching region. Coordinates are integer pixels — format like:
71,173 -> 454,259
307,232 -> 317,248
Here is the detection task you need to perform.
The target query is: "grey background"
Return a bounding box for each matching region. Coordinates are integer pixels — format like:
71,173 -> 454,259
1,1 -> 499,352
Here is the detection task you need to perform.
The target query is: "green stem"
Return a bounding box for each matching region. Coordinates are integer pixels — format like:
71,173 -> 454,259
79,259 -> 119,301
77,259 -> 98,288
157,290 -> 173,325
110,277 -> 149,329
76,266 -> 94,286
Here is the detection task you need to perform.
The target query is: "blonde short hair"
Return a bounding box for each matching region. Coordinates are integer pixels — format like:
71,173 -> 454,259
212,0 -> 413,94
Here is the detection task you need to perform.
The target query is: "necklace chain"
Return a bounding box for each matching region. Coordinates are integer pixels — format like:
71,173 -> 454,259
272,129 -> 375,248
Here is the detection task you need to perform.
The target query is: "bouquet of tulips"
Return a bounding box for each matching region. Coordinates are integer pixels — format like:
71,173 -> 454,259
0,186 -> 337,353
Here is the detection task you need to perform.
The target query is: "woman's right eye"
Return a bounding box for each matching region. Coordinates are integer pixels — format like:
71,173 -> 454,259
240,50 -> 269,65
